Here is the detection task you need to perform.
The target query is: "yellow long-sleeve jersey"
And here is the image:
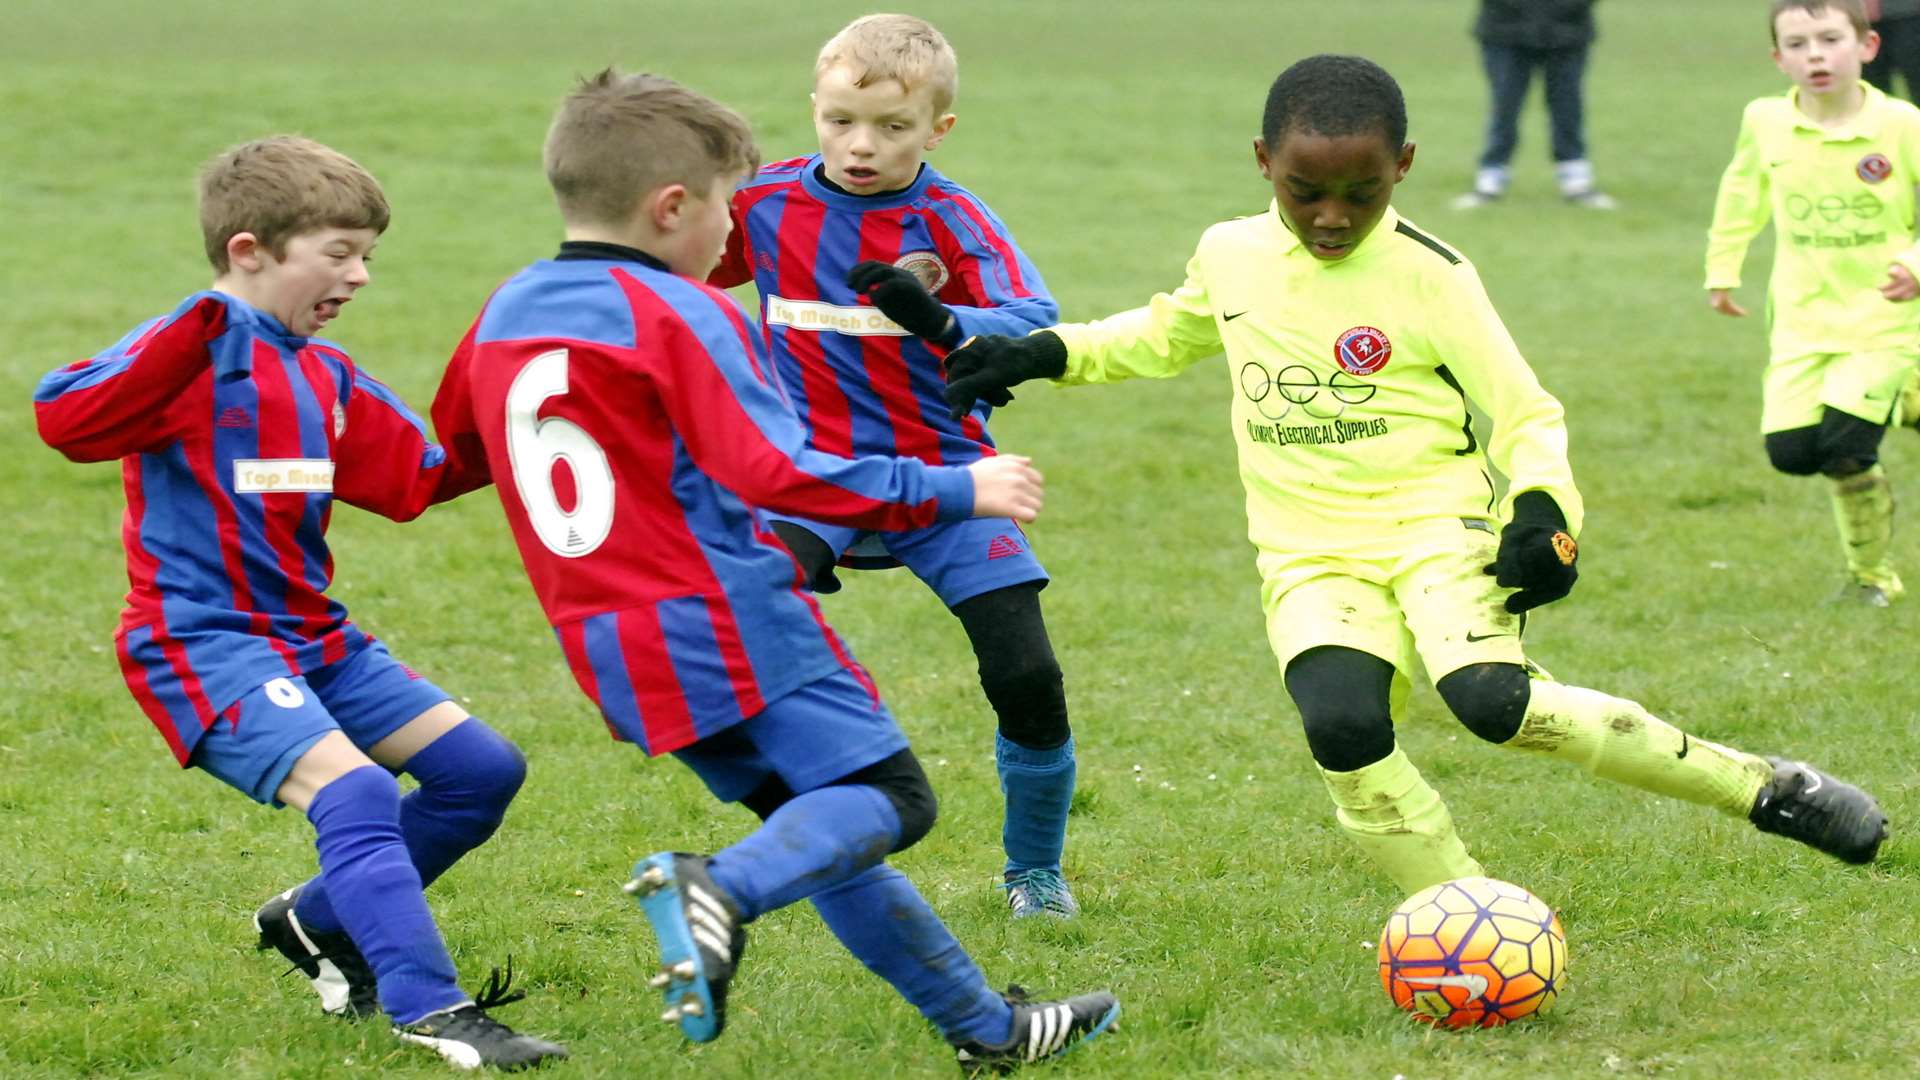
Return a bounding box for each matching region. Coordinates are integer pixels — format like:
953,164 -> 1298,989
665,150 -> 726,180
1705,83 -> 1920,358
1049,204 -> 1582,559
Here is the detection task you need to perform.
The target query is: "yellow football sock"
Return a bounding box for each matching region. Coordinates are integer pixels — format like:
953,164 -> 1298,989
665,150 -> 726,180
1896,368 -> 1920,429
1319,745 -> 1483,895
1508,681 -> 1772,816
1829,466 -> 1901,594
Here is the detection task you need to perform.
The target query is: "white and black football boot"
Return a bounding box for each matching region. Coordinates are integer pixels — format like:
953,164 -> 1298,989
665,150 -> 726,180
951,984 -> 1120,1075
392,960 -> 568,1071
253,886 -> 379,1018
625,851 -> 746,1043
1749,757 -> 1889,864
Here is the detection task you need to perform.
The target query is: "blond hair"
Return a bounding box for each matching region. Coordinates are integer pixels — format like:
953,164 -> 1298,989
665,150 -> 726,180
544,69 -> 760,229
815,13 -> 959,115
1770,0 -> 1870,43
198,136 -> 389,272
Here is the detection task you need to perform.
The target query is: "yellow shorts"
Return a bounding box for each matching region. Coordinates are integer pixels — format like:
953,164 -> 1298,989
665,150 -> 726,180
1761,350 -> 1915,433
1258,522 -> 1527,695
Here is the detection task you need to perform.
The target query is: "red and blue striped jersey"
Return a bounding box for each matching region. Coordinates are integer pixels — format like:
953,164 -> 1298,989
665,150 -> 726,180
710,155 -> 1056,464
432,246 -> 974,756
35,292 -> 484,763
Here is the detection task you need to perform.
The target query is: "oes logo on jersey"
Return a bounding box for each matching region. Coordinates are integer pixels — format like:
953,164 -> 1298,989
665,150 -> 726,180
1334,325 -> 1392,375
1858,153 -> 1893,183
893,250 -> 950,292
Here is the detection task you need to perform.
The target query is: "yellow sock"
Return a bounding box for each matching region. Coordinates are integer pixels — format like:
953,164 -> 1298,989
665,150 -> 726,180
1897,368 -> 1920,428
1829,466 -> 1901,595
1319,745 -> 1483,895
1509,681 -> 1772,816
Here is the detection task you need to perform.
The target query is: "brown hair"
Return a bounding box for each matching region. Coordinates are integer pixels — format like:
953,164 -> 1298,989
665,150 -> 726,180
1770,0 -> 1870,44
544,69 -> 760,229
198,136 -> 389,272
815,13 -> 959,116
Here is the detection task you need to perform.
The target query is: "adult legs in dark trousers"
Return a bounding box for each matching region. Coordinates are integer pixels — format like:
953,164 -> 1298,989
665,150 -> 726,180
1457,42 -> 1613,209
1866,15 -> 1920,100
1463,41 -> 1533,204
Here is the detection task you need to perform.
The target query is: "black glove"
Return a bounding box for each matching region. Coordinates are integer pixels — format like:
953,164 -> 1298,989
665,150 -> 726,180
941,331 -> 1069,420
1483,490 -> 1578,613
846,261 -> 959,344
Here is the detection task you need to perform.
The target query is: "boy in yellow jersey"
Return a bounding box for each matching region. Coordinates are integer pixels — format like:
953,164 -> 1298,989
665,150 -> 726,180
1707,0 -> 1920,607
942,54 -> 1889,896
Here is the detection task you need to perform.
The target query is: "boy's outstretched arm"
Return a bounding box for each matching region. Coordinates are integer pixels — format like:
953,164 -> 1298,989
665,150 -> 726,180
332,370 -> 490,522
941,332 -> 1067,419
659,292 -> 980,530
1704,105 -> 1771,316
943,251 -> 1225,418
34,294 -> 229,462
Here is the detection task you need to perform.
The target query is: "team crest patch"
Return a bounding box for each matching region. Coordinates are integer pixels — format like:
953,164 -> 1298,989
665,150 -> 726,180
333,401 -> 347,438
1858,153 -> 1893,183
1334,326 -> 1392,375
1550,531 -> 1578,566
894,250 -> 950,292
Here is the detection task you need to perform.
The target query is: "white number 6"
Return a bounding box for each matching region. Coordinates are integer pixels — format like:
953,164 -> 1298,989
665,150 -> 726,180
505,348 -> 615,558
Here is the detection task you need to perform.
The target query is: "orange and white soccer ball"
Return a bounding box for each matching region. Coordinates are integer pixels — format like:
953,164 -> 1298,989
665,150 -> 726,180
1378,876 -> 1567,1029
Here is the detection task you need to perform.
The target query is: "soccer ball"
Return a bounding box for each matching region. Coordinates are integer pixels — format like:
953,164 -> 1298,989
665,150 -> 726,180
1377,876 -> 1566,1029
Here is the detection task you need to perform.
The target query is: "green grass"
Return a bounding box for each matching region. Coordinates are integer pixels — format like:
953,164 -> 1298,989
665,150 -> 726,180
3,0 -> 1917,1076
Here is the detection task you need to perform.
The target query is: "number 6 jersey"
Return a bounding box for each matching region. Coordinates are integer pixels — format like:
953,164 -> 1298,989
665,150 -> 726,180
432,243 -> 975,754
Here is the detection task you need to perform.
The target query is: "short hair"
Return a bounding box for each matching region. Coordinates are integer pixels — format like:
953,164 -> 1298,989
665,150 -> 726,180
815,13 -> 959,116
198,136 -> 389,273
1260,55 -> 1408,153
1770,0 -> 1870,44
543,69 -> 760,229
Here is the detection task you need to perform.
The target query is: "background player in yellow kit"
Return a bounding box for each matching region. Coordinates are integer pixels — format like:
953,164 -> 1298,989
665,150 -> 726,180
1707,0 -> 1920,606
943,53 -> 1889,895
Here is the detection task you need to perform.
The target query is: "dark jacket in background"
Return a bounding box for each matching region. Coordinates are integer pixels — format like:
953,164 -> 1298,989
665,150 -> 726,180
1474,0 -> 1597,51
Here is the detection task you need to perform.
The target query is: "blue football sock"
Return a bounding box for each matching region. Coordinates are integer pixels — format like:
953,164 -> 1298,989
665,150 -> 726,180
997,733 -> 1075,873
704,783 -> 899,921
294,719 -> 526,934
811,864 -> 1014,1046
307,766 -> 464,1024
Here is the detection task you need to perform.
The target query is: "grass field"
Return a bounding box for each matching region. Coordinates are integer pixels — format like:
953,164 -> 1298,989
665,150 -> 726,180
4,1 -> 1918,1076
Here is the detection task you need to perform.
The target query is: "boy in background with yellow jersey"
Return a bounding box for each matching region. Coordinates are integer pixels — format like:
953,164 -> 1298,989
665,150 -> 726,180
943,54 -> 1889,896
1707,0 -> 1920,606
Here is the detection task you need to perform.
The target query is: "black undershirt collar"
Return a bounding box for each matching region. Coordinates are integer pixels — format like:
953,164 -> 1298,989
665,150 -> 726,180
813,163 -> 856,197
555,240 -> 670,270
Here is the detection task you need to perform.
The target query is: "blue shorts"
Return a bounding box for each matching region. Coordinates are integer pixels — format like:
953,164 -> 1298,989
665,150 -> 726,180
671,668 -> 910,803
189,640 -> 451,806
765,513 -> 1048,607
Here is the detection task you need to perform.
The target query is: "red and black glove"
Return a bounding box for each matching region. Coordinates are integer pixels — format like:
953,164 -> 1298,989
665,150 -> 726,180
940,331 -> 1069,420
847,260 -> 960,345
1484,491 -> 1578,613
